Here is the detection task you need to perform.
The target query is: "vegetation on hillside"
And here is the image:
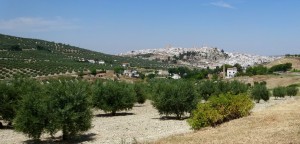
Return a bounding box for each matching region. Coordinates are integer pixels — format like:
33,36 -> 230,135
0,34 -> 168,79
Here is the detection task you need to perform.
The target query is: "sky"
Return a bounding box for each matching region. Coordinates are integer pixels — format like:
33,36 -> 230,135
0,0 -> 300,56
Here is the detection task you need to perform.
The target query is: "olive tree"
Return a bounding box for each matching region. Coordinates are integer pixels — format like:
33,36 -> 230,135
286,85 -> 299,97
251,82 -> 270,103
45,80 -> 93,140
14,79 -> 93,140
151,80 -> 198,119
93,80 -> 136,115
273,86 -> 286,99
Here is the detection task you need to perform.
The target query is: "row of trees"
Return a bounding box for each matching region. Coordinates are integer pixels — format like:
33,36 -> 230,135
0,77 -> 298,141
0,78 -> 147,141
242,63 -> 293,76
273,85 -> 298,99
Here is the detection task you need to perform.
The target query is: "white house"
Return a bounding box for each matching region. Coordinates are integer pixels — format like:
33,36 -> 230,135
227,67 -> 237,78
171,74 -> 181,79
98,60 -> 105,64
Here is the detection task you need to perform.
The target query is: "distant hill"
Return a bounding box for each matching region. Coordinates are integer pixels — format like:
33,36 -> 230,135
0,34 -> 167,79
265,57 -> 300,70
119,47 -> 280,68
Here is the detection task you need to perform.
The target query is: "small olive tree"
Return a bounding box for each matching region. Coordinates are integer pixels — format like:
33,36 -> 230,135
0,78 -> 39,126
286,85 -> 299,97
46,80 -> 93,140
151,80 -> 198,119
93,80 -> 136,115
273,86 -> 286,99
251,82 -> 270,103
134,82 -> 147,104
14,79 -> 93,140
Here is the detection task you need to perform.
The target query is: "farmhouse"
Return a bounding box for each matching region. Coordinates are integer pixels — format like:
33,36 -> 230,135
227,67 -> 237,78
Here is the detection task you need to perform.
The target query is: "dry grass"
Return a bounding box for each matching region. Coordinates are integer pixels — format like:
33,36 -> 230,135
266,57 -> 300,70
152,97 -> 300,144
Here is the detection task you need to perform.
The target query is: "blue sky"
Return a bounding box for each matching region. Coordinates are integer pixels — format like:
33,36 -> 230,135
0,0 -> 299,55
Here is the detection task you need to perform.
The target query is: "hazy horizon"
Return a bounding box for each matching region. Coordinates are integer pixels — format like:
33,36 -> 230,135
1,0 -> 299,56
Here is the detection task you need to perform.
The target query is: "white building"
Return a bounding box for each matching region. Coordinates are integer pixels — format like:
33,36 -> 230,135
227,67 -> 237,78
171,74 -> 181,79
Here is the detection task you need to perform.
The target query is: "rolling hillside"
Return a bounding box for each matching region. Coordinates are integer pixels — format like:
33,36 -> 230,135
0,34 -> 167,79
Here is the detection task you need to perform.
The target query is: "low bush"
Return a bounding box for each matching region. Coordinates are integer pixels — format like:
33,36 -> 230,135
188,93 -> 253,130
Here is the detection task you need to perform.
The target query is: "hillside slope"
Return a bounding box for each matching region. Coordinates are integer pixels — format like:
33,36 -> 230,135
0,34 -> 166,79
154,96 -> 300,144
265,57 -> 300,70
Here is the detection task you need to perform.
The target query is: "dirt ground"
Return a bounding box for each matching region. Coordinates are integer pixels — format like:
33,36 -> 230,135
1,97 -> 300,144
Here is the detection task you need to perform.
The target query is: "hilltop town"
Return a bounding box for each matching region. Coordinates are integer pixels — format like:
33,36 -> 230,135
119,46 -> 280,69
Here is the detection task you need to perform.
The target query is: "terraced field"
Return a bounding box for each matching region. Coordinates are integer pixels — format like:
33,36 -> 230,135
0,34 -> 168,79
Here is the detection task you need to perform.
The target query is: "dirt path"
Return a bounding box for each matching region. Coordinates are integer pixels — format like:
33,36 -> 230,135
153,96 -> 300,144
1,97 -> 299,144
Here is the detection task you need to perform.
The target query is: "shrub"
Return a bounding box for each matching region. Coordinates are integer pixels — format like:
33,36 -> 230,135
151,80 -> 198,119
188,93 -> 253,130
187,103 -> 222,129
93,80 -> 136,115
286,85 -> 299,97
273,86 -> 286,99
251,82 -> 269,103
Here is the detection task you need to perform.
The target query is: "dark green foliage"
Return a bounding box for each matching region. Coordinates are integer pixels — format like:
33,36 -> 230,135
251,82 -> 269,103
188,93 -> 253,130
134,83 -> 147,104
147,73 -> 156,79
13,86 -> 48,140
229,80 -> 248,95
114,67 -> 125,74
9,45 -> 22,51
0,77 -> 39,123
286,85 -> 299,97
45,80 -> 93,140
246,65 -> 268,76
197,80 -> 248,100
90,68 -> 97,76
197,80 -> 215,100
269,63 -> 292,72
13,79 -> 93,140
93,80 -> 136,115
0,81 -> 18,123
151,80 -> 198,119
273,86 -> 286,99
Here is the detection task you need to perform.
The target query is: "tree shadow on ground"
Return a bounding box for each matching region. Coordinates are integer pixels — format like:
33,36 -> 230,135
95,112 -> 135,117
23,133 -> 97,144
0,122 -> 13,129
152,116 -> 190,121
